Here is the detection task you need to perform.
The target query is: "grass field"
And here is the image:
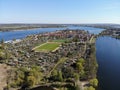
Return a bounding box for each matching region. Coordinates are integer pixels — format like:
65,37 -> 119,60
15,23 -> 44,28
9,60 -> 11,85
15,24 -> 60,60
34,42 -> 61,52
33,39 -> 69,52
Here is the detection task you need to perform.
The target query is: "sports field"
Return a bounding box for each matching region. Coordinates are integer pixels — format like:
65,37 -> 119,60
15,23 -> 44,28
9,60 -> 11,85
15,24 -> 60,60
33,42 -> 61,52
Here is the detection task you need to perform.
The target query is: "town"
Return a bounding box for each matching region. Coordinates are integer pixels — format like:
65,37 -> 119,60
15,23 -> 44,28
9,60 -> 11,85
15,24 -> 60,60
0,29 -> 98,90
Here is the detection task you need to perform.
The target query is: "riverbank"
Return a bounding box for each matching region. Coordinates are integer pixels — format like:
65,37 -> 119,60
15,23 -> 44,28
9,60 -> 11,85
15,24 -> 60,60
99,28 -> 120,39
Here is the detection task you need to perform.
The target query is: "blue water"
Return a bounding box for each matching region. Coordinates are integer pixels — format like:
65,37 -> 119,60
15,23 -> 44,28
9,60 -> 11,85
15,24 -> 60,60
96,36 -> 120,90
0,26 -> 104,41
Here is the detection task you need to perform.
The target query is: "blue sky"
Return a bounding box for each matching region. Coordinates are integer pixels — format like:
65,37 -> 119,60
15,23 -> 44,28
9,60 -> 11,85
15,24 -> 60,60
0,0 -> 120,24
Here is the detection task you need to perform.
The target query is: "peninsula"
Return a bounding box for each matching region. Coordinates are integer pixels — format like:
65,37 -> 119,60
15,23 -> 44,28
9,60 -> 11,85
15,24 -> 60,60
0,29 -> 98,90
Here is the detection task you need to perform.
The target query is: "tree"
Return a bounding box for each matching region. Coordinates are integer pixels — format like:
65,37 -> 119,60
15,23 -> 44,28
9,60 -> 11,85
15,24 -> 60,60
28,66 -> 43,84
84,45 -> 98,79
15,70 -> 25,86
62,66 -> 74,79
26,76 -> 36,87
58,71 -> 63,82
75,84 -> 81,90
0,39 -> 5,49
76,58 -> 85,72
74,73 -> 79,81
77,58 -> 85,64
0,39 -> 4,44
11,66 -> 43,88
80,69 -> 86,78
72,36 -> 79,42
0,51 -> 5,60
76,63 -> 84,72
51,70 -> 58,81
89,78 -> 98,87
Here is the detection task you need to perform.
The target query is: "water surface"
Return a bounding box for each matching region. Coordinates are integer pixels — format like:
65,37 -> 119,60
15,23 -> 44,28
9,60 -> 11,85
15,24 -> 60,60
0,26 -> 104,41
96,36 -> 120,90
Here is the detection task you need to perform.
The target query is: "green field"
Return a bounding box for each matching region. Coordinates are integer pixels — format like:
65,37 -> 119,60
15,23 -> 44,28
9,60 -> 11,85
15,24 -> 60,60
34,42 -> 61,52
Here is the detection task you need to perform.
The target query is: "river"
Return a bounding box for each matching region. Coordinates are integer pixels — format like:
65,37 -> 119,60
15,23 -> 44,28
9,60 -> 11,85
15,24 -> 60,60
96,36 -> 120,90
0,26 -> 103,41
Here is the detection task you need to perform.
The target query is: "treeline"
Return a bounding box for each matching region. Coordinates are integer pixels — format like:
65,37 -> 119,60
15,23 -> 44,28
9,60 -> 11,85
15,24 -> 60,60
0,24 -> 65,31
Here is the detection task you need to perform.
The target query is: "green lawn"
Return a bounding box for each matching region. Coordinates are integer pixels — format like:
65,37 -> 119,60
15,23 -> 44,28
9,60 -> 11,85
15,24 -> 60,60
34,42 -> 61,52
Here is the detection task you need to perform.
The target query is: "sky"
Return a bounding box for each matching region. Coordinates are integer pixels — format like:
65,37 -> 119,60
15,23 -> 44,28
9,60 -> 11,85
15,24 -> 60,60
0,0 -> 120,24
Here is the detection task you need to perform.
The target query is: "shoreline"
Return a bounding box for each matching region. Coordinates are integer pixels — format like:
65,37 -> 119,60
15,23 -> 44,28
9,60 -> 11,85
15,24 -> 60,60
12,27 -> 42,31
0,26 -> 66,32
0,27 -> 43,32
4,39 -> 22,44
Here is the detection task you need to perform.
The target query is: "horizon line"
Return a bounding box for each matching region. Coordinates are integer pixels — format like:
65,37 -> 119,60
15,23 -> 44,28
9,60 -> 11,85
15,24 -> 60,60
0,23 -> 120,25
